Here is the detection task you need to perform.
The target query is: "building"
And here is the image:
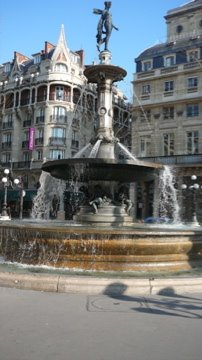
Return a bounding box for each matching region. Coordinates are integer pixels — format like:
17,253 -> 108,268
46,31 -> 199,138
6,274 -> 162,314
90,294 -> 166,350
132,0 -> 202,221
0,26 -> 131,218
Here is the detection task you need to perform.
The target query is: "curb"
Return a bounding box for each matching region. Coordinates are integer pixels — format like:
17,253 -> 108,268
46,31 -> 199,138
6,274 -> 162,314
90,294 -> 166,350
1,272 -> 202,295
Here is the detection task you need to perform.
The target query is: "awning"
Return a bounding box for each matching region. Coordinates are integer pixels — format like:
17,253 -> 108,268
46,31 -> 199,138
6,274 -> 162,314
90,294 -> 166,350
0,190 -> 37,201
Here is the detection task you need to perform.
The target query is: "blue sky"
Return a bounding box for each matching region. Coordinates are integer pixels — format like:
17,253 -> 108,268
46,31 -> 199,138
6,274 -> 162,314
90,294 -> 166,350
0,0 -> 185,99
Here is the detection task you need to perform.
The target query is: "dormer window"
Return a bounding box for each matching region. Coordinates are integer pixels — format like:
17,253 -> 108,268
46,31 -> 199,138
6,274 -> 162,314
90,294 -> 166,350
34,54 -> 41,64
187,50 -> 199,63
142,60 -> 152,72
4,63 -> 11,73
164,55 -> 175,67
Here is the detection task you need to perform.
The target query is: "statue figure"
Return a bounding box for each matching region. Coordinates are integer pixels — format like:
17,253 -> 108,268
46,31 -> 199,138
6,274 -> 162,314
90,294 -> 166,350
118,192 -> 133,215
93,2 -> 118,52
89,196 -> 108,214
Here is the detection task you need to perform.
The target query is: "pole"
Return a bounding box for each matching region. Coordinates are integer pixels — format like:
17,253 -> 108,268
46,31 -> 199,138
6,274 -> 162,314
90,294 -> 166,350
1,184 -> 8,217
19,188 -> 23,220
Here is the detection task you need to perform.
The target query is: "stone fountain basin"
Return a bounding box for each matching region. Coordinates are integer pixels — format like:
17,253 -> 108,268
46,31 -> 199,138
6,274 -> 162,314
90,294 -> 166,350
42,158 -> 162,182
0,221 -> 202,272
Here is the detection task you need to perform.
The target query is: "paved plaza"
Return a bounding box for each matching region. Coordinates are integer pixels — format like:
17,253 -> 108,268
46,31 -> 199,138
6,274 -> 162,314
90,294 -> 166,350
0,286 -> 202,360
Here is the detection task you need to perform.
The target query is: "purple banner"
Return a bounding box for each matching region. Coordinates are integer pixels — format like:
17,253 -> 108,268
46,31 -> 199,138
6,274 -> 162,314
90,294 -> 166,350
28,127 -> 35,150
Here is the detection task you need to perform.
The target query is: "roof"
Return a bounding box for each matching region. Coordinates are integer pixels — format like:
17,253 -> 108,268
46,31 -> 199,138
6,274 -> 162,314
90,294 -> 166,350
165,0 -> 202,19
135,37 -> 202,61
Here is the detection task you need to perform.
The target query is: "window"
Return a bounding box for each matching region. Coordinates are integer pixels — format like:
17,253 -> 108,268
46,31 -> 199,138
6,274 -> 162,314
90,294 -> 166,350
49,149 -> 65,159
164,81 -> 174,92
36,108 -> 45,124
163,133 -> 174,156
52,106 -> 67,123
36,128 -> 44,138
54,63 -> 68,72
51,127 -> 65,138
164,56 -> 175,67
187,131 -> 199,154
142,60 -> 152,72
34,55 -> 41,64
142,84 -> 151,95
37,150 -> 43,160
187,77 -> 198,90
187,50 -> 199,63
23,152 -> 30,162
163,107 -> 174,120
23,131 -> 29,141
1,153 -> 11,163
186,104 -> 199,117
56,86 -> 64,100
140,135 -> 151,156
140,109 -> 151,122
4,63 -> 11,72
2,133 -> 12,143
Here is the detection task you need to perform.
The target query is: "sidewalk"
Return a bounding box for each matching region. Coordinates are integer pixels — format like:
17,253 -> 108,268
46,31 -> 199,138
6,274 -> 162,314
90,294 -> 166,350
1,271 -> 202,295
0,286 -> 202,360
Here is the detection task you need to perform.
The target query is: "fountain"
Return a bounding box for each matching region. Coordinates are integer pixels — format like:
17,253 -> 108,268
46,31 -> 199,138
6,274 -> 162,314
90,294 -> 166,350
0,2 -> 202,274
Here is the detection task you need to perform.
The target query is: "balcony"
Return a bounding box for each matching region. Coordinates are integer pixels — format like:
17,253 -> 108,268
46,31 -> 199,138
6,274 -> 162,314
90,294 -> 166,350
20,98 -> 30,106
49,94 -> 71,102
37,95 -> 47,103
139,154 -> 202,165
36,116 -> 45,124
49,137 -> 66,146
71,139 -> 79,149
2,121 -> 13,129
22,140 -> 29,149
35,137 -> 44,146
12,161 -> 31,169
2,141 -> 12,149
136,70 -> 155,79
50,115 -> 67,124
23,120 -> 32,127
160,66 -> 178,74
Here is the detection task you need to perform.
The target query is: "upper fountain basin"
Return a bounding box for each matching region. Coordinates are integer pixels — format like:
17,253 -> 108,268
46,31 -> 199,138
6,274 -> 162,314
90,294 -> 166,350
42,158 -> 162,182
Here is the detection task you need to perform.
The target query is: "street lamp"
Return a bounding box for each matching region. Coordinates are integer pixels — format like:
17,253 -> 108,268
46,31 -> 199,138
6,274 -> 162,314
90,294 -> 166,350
181,175 -> 201,227
1,168 -> 11,220
13,178 -> 25,220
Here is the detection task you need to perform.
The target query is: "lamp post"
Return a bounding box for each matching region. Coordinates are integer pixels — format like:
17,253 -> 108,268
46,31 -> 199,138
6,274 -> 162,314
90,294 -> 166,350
1,168 -> 11,220
181,175 -> 201,227
14,178 -> 25,220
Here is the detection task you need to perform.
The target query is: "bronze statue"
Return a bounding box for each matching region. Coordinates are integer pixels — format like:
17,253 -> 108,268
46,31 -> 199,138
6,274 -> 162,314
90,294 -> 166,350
93,2 -> 118,52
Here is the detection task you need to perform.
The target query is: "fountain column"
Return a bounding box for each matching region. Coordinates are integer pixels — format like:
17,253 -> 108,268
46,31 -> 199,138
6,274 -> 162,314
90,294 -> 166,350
84,50 -> 127,159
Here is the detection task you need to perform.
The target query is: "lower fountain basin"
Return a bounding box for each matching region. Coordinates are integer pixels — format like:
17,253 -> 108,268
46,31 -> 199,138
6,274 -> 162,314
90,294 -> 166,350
0,221 -> 202,272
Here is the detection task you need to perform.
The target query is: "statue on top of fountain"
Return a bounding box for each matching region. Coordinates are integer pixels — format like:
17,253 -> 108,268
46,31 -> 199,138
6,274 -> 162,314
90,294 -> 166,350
93,2 -> 118,52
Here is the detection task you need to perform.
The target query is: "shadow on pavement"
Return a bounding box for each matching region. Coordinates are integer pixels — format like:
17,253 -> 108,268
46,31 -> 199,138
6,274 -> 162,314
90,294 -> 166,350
86,282 -> 202,319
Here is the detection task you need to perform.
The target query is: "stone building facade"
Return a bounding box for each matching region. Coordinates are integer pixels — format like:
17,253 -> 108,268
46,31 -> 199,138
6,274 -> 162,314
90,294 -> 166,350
0,26 -> 131,218
132,0 -> 202,221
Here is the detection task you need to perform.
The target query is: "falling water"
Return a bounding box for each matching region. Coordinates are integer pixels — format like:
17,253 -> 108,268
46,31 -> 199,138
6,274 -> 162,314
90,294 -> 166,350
89,139 -> 102,158
117,142 -> 137,161
159,166 -> 180,223
31,171 -> 66,219
73,143 -> 92,158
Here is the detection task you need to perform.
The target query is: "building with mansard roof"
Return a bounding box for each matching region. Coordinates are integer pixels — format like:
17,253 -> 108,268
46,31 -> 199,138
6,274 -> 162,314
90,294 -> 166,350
132,0 -> 202,221
0,26 -> 131,218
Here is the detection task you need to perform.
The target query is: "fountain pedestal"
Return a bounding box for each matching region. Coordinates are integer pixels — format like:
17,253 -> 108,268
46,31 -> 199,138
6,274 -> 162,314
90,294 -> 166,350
74,204 -> 133,226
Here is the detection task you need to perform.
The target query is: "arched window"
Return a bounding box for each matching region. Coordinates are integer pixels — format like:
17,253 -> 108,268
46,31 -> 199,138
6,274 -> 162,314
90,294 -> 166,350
54,63 -> 68,73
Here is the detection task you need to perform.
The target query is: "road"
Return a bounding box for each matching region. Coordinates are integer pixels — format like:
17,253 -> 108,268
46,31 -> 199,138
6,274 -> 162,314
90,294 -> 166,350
0,287 -> 202,360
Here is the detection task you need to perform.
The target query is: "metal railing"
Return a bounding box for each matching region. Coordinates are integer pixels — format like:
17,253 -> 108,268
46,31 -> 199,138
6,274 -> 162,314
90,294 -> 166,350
139,154 -> 202,165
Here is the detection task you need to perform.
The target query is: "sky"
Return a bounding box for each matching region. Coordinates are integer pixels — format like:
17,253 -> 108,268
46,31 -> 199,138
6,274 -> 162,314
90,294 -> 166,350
0,0 -> 186,100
